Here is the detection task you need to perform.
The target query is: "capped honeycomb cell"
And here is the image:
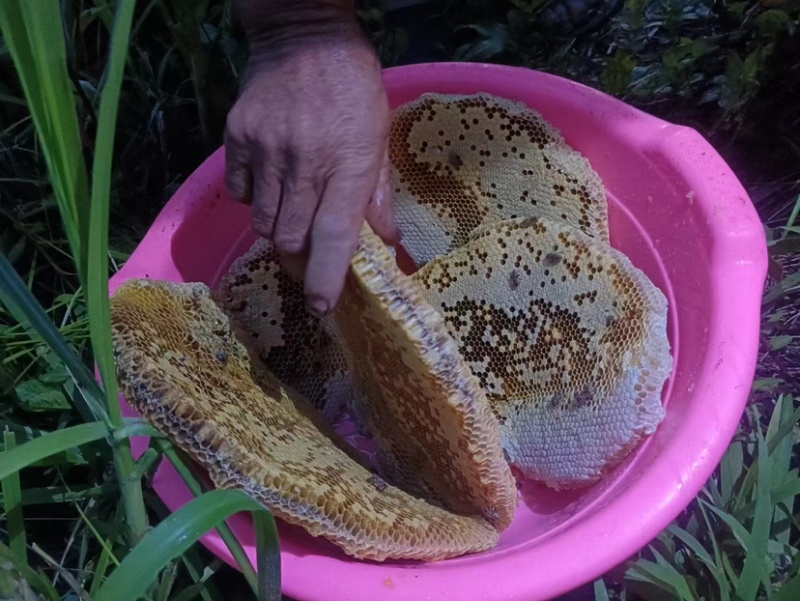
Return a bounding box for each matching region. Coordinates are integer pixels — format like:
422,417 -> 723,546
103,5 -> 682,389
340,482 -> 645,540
389,92 -> 609,267
413,217 -> 672,489
213,239 -> 350,420
328,225 -> 518,530
110,278 -> 500,562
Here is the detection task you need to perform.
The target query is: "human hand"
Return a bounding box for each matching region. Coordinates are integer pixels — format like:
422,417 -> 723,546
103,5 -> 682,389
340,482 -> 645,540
224,5 -> 396,317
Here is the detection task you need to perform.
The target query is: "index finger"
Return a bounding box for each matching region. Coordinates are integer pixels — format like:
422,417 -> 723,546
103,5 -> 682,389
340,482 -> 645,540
303,168 -> 378,317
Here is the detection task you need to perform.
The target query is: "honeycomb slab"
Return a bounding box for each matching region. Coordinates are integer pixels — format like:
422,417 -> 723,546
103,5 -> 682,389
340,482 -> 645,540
389,92 -> 609,268
413,217 -> 672,489
111,278 -> 500,562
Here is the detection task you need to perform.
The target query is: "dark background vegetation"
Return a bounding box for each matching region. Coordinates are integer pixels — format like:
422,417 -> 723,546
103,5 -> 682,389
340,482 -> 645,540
1,1 -> 798,599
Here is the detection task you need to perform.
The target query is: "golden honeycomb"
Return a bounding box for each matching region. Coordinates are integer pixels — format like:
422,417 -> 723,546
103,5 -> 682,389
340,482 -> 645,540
213,238 -> 350,420
110,91 -> 674,561
110,278 -> 501,562
413,216 -> 672,489
328,225 -> 518,530
388,92 -> 610,268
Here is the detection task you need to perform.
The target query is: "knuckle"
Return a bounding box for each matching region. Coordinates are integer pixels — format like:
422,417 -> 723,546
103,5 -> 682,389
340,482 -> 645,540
226,109 -> 273,150
225,176 -> 248,200
273,226 -> 309,255
251,207 -> 277,238
224,109 -> 247,144
313,213 -> 355,242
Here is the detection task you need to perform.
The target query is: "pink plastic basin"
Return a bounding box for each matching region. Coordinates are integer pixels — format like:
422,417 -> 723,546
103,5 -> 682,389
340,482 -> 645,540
109,63 -> 767,600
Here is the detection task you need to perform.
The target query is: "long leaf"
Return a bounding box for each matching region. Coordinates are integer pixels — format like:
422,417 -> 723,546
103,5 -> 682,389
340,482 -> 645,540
0,541 -> 61,601
720,440 -> 744,506
734,469 -> 800,520
89,542 -> 114,597
593,579 -> 611,601
0,483 -> 115,507
155,438 -> 261,595
0,0 -> 90,280
650,546 -> 697,601
85,0 -> 150,548
0,422 -> 108,480
768,396 -> 795,546
1,431 -> 26,562
766,401 -> 800,456
145,492 -> 225,601
702,500 -> 751,550
94,489 -> 281,601
0,253 -> 107,424
666,524 -> 728,597
698,497 -> 726,573
772,572 -> 800,601
626,559 -> 694,601
737,434 -> 773,601
254,511 -> 282,601
86,0 -> 132,422
176,554 -> 224,601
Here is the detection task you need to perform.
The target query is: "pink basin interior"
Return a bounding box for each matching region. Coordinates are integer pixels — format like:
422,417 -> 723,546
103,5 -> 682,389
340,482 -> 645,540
108,63 -> 767,600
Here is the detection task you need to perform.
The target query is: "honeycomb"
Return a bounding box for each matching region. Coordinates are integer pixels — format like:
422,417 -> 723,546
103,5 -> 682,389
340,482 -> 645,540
327,224 -> 518,530
412,217 -> 672,489
110,278 -> 501,561
213,238 -> 350,420
388,92 -> 609,267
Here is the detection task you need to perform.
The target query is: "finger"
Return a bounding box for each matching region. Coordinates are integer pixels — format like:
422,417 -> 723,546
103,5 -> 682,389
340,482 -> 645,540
365,147 -> 399,245
304,169 -> 378,317
278,250 -> 307,282
224,145 -> 253,203
272,165 -> 320,256
250,171 -> 283,239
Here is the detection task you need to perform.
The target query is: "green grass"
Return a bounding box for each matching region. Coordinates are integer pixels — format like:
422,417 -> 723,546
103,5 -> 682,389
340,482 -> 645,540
0,1 -> 280,599
0,1 -> 798,600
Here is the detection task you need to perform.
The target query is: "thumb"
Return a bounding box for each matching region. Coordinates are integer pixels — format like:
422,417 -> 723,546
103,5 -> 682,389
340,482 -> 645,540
365,148 -> 399,246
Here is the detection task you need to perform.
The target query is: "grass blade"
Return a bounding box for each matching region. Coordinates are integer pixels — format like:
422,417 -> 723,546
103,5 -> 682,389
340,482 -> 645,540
155,560 -> 179,601
0,253 -> 107,424
0,0 -> 90,280
1,431 -> 26,562
626,558 -> 695,601
146,495 -> 225,601
0,419 -> 95,467
737,434 -> 773,601
84,0 -> 150,548
254,511 -> 282,601
733,473 -> 800,521
722,552 -> 740,590
0,422 -> 108,480
155,438 -> 261,595
86,0 -> 133,420
113,418 -> 163,442
666,523 -> 727,594
88,541 -> 113,597
0,542 -> 61,601
650,546 -> 697,601
702,500 -> 751,550
690,502 -> 732,601
766,401 -> 800,456
772,572 -> 800,601
720,439 -> 744,506
177,553 -> 224,601
768,396 -> 795,546
781,194 -> 800,234
0,483 -> 115,507
593,578 -> 611,601
94,489 -> 280,601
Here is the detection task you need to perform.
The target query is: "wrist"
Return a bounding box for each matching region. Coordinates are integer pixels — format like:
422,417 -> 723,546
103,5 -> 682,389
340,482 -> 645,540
234,0 -> 364,59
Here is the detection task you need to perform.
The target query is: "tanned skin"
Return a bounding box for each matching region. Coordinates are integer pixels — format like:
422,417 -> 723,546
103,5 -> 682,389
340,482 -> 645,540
225,0 -> 397,317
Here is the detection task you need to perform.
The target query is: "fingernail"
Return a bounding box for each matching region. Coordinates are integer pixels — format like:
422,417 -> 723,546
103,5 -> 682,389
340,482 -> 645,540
307,296 -> 331,318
